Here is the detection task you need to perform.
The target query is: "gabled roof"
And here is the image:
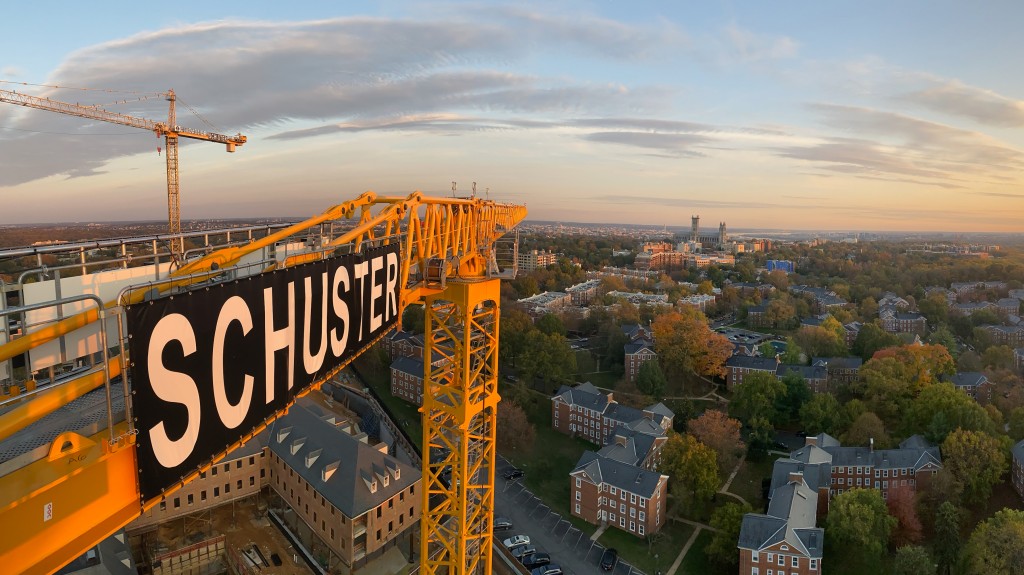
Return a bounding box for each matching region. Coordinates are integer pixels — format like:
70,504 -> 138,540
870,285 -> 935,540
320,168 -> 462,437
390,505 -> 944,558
823,445 -> 942,472
899,435 -> 934,450
738,479 -> 823,558
552,382 -> 609,412
776,364 -> 827,381
1012,440 -> 1024,467
604,402 -> 644,426
268,398 -> 420,519
645,402 -> 675,421
391,356 -> 424,377
807,432 -> 841,449
769,459 -> 832,495
946,372 -> 989,389
598,425 -> 661,467
790,444 -> 833,465
811,356 -> 863,370
570,451 -> 666,497
624,340 -> 656,355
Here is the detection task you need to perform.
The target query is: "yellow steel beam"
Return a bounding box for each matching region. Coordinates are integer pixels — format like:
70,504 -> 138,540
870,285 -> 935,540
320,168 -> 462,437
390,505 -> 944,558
421,280 -> 500,575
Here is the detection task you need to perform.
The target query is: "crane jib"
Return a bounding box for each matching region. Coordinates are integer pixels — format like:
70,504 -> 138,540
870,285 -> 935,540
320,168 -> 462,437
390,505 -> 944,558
126,244 -> 400,502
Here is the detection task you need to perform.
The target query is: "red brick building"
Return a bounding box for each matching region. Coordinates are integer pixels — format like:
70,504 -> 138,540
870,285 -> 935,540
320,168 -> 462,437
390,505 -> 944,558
550,382 -> 673,445
569,451 -> 669,537
725,356 -> 779,390
624,340 -> 657,384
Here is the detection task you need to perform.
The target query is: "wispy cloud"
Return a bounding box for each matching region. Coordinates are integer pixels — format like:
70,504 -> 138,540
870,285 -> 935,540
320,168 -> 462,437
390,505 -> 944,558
721,23 -> 799,63
899,80 -> 1024,127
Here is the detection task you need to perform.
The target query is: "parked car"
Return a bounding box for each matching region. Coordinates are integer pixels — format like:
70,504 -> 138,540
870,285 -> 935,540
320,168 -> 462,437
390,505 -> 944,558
503,467 -> 525,481
522,552 -> 551,570
600,548 -> 618,571
502,535 -> 530,549
511,545 -> 536,559
494,517 -> 513,531
531,564 -> 562,575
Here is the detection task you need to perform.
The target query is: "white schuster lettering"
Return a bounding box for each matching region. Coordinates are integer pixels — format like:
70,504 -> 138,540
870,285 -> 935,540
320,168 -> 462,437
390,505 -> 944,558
302,273 -> 328,375
386,251 -> 399,320
212,296 -> 254,429
353,261 -> 369,339
264,283 -> 295,403
369,255 -> 384,332
148,314 -> 202,468
331,266 -> 350,356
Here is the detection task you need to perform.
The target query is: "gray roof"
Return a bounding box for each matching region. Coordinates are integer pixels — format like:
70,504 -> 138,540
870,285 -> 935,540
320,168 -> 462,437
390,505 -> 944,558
391,355 -> 424,377
268,398 -> 421,519
552,382 -> 609,412
726,356 -> 778,370
57,530 -> 137,575
807,432 -> 841,448
624,340 -> 656,355
811,357 -> 863,370
823,445 -> 942,472
801,315 -> 827,327
947,372 -> 989,389
645,402 -> 675,421
747,303 -> 769,314
776,364 -> 827,381
621,324 -> 649,340
896,312 -> 926,321
738,479 -> 823,558
604,402 -> 645,426
570,451 -> 666,497
769,459 -> 832,495
598,425 -> 659,467
790,444 -> 834,465
1013,440 -> 1024,467
899,435 -> 934,450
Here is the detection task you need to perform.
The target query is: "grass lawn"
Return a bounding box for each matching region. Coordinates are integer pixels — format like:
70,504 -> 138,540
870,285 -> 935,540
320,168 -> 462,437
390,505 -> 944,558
680,529 -> 723,575
965,477 -> 1024,534
353,358 -> 424,447
599,520 -> 693,575
727,456 -> 775,512
583,370 -> 622,390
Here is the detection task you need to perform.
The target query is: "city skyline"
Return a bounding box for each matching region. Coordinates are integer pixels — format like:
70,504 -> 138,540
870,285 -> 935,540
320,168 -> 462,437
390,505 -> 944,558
2,2 -> 1023,231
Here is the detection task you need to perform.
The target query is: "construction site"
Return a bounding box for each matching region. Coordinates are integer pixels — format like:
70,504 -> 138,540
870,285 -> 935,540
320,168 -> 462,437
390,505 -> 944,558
0,84 -> 527,575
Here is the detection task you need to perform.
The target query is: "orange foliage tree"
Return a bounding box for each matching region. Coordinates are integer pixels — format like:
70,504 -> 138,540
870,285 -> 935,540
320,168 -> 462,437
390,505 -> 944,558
651,308 -> 733,379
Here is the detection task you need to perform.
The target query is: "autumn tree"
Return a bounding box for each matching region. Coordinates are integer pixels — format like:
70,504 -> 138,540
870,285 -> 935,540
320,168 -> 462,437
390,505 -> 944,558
962,509 -> 1024,574
706,502 -> 752,567
886,488 -> 923,547
651,308 -> 733,379
660,433 -> 719,504
688,410 -> 746,475
892,546 -> 933,575
841,411 -> 891,449
794,324 -> 846,358
496,402 -> 535,456
800,393 -> 846,436
636,360 -> 667,399
982,345 -> 1016,371
826,488 -> 896,559
906,382 -> 995,443
942,428 -> 1007,505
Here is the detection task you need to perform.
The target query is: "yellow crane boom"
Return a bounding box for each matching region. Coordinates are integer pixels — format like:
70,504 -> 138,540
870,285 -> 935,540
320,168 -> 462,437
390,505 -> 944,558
0,88 -> 247,257
0,191 -> 526,575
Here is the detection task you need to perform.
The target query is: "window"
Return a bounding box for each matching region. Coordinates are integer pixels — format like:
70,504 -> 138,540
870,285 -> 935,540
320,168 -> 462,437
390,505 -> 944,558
250,476 -> 255,486
575,503 -> 580,514
883,469 -> 889,478
630,508 -> 636,518
201,490 -> 207,501
630,521 -> 636,532
620,503 -> 625,513
640,497 -> 646,508
174,497 -> 180,509
215,487 -> 220,497
767,553 -> 774,563
619,517 -> 625,528
778,554 -> 784,566
237,480 -> 243,490
224,463 -> 229,472
236,460 -> 242,469
576,477 -> 582,488
752,551 -> 759,562
225,483 -> 231,494
639,511 -> 645,521
621,491 -> 626,501
187,494 -> 194,505
610,513 -> 615,522
638,524 -> 644,535
610,486 -> 617,495
249,456 -> 255,465
810,559 -> 818,570
159,501 -> 166,511
389,521 -> 393,532
767,570 -> 773,575
576,491 -> 581,501
792,556 -> 799,568
752,569 -> 759,575
630,493 -> 637,504
212,467 -> 218,476
377,529 -> 381,540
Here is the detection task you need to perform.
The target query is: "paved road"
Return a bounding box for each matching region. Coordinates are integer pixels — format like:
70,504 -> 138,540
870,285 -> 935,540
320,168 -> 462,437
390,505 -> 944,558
493,457 -> 644,575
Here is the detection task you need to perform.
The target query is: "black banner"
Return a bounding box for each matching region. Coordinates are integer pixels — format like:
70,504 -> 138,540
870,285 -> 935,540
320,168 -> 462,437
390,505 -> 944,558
127,244 -> 400,501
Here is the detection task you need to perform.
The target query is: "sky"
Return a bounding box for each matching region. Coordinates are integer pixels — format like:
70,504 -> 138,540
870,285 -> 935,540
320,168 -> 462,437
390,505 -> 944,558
1,1 -> 1023,232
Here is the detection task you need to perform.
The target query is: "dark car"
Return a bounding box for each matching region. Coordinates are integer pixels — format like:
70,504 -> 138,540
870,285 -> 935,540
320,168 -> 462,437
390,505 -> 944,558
511,545 -> 536,559
531,565 -> 562,575
600,548 -> 618,571
494,517 -> 513,531
522,552 -> 551,569
503,467 -> 525,481
270,553 -> 283,567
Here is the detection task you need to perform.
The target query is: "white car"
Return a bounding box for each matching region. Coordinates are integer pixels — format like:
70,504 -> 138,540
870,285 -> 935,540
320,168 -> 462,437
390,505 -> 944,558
502,535 -> 530,548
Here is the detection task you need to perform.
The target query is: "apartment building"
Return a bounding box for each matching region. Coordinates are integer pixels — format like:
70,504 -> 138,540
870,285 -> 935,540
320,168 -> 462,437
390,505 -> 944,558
945,372 -> 993,403
739,474 -> 824,575
390,350 -> 450,406
596,419 -> 670,472
569,451 -> 669,537
550,382 -> 673,445
624,339 -> 657,384
517,249 -> 558,272
726,356 -> 779,390
566,280 -> 602,305
982,324 -> 1024,347
810,357 -> 863,388
775,364 -> 828,394
267,400 -> 421,571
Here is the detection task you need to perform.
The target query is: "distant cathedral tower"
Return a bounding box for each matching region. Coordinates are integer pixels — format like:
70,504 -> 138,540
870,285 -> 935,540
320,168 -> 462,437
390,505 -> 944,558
719,222 -> 727,245
691,215 -> 700,242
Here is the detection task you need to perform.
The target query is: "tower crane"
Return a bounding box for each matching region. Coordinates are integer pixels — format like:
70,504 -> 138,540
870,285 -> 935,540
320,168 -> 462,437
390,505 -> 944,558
0,87 -> 247,258
0,191 -> 526,575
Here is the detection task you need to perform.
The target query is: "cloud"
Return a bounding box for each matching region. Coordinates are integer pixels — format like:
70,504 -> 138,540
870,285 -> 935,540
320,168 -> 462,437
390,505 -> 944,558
1,67 -> 23,77
900,80 -> 1024,127
720,24 -> 799,64
777,104 -> 1024,185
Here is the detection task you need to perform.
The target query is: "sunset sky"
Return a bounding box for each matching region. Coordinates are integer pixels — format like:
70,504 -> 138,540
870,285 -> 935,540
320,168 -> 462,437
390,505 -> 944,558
1,2 -> 1023,231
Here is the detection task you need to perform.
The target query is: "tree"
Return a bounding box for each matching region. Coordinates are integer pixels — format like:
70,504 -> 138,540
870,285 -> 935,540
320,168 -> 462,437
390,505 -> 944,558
962,509 -> 1024,574
934,502 -> 962,575
636,360 -> 667,399
660,433 -> 719,504
982,345 -> 1016,371
887,488 -> 923,547
776,371 -> 811,424
765,269 -> 789,291
748,416 -> 775,452
841,411 -> 890,449
757,341 -> 778,359
941,428 -> 1007,505
706,502 -> 752,566
927,326 -> 958,359
729,371 -> 787,425
1009,407 -> 1024,442
870,344 -> 956,387
496,401 -> 535,455
906,383 -> 995,443
517,331 -> 577,386
651,309 -> 733,379
892,546 -> 934,575
780,337 -> 804,365
826,488 -> 896,558
688,410 -> 746,475
764,298 -> 797,329
852,323 -> 901,360
535,313 -> 566,337
500,309 -> 534,367
800,393 -> 846,436
401,304 -> 425,334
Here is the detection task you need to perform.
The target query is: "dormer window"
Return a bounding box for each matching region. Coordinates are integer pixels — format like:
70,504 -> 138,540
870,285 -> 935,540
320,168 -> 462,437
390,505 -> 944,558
290,438 -> 306,455
305,448 -> 322,468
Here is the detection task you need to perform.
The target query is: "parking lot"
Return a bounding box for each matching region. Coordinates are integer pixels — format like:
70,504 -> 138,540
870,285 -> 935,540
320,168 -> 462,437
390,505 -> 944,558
494,458 -> 646,575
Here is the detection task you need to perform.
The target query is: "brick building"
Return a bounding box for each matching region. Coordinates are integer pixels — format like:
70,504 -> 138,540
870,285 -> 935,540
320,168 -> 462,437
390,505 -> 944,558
390,351 -> 450,406
550,382 -> 673,445
982,325 -> 1024,347
946,372 -> 993,403
746,304 -> 769,328
569,451 -> 669,537
624,340 -> 657,384
1012,440 -> 1024,501
811,357 -> 863,388
726,356 -> 779,390
775,364 -> 828,394
566,280 -> 602,305
518,249 -> 558,272
738,475 -> 824,575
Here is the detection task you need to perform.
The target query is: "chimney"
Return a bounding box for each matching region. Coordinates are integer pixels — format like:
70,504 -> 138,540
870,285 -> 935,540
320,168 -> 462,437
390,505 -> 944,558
788,470 -> 804,484
805,435 -> 818,448
870,437 -> 874,453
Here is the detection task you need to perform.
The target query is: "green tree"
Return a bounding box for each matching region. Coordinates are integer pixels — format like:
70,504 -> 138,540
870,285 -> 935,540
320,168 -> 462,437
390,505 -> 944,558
776,371 -> 811,424
757,341 -> 778,359
852,323 -> 901,361
636,360 -> 667,399
826,488 -> 896,558
934,502 -> 962,575
535,313 -> 566,336
500,309 -> 534,367
780,337 -> 805,365
927,326 -> 958,359
892,546 -> 934,575
517,331 -> 577,386
906,382 -> 995,443
982,345 -> 1016,371
706,502 -> 752,566
748,416 -> 775,452
841,411 -> 890,448
401,303 -> 425,334
799,393 -> 845,436
729,371 -> 787,425
1009,407 -> 1024,442
942,428 -> 1007,505
660,433 -> 719,504
962,509 -> 1024,574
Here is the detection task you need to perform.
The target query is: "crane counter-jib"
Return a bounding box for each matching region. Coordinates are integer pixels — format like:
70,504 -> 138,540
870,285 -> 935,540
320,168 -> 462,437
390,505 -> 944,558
0,191 -> 525,575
